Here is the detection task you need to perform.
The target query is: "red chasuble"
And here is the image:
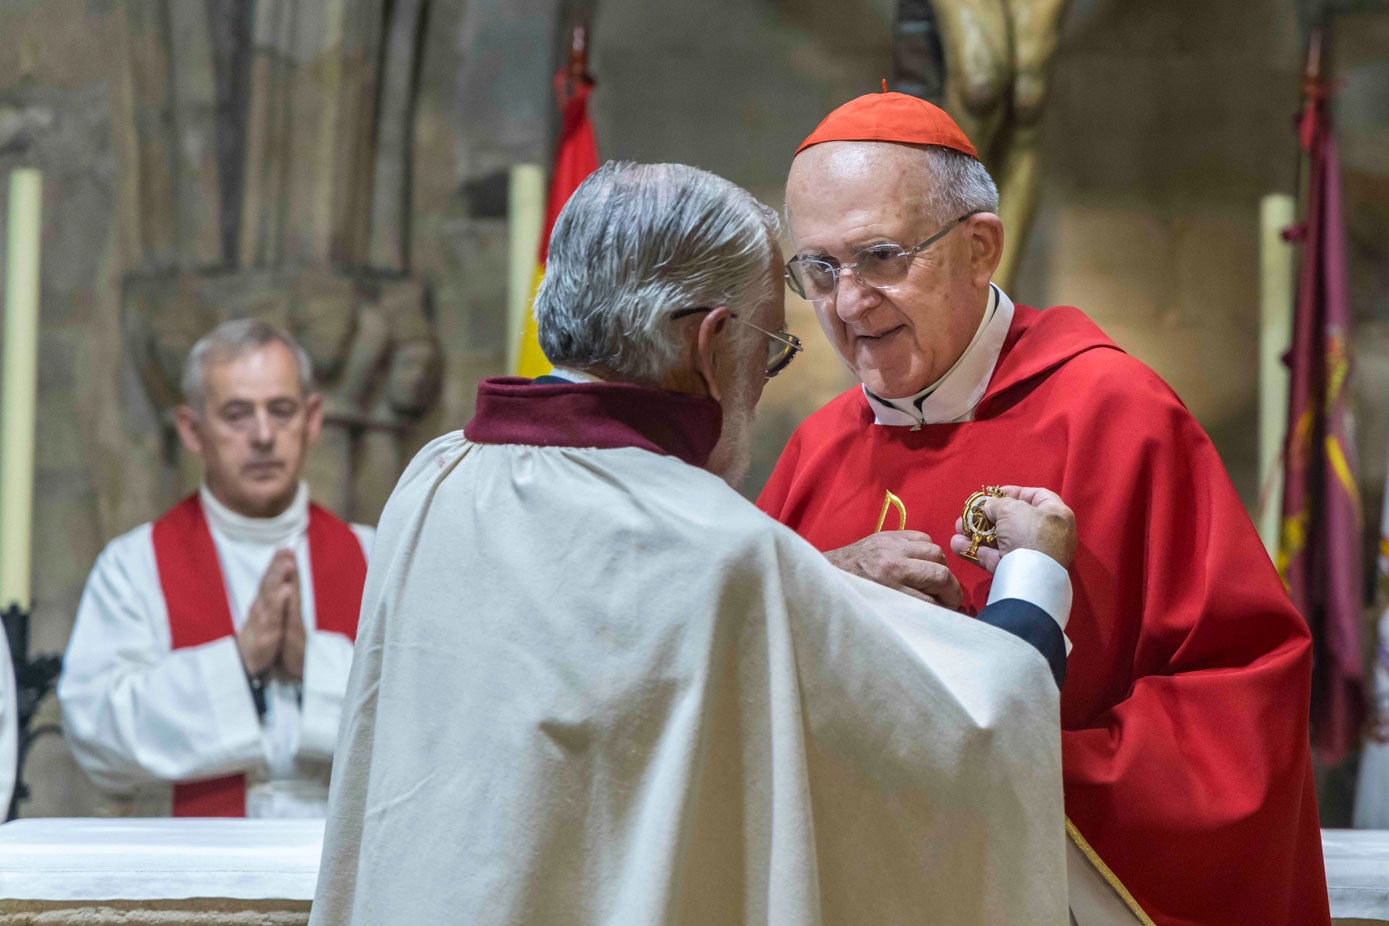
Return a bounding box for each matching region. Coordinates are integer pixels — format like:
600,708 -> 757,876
759,304 -> 1329,926
151,494 -> 367,817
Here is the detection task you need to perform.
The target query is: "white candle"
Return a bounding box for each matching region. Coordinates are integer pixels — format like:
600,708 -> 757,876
1,169 -> 42,608
1258,193 -> 1295,557
507,164 -> 545,375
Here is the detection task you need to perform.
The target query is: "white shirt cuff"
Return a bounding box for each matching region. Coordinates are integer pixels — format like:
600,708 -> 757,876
194,636 -> 269,765
297,630 -> 354,761
987,548 -> 1073,655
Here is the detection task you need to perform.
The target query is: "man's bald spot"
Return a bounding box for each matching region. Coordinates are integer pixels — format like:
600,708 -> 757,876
786,141 -> 938,234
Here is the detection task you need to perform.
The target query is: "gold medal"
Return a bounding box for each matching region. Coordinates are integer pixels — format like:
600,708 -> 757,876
960,485 -> 1005,563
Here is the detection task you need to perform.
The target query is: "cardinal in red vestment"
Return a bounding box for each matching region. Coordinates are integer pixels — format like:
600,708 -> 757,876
758,90 -> 1329,925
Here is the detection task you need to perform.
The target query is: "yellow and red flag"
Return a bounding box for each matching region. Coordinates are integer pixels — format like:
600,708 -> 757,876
1277,32 -> 1365,765
514,73 -> 599,378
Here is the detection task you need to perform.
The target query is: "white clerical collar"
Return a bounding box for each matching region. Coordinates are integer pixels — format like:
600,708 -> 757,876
199,481 -> 309,546
863,284 -> 1015,427
547,366 -> 604,384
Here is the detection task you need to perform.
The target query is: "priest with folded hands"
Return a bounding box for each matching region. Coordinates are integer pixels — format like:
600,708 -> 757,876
59,319 -> 372,818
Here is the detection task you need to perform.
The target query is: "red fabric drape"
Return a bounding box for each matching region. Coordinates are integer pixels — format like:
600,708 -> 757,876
538,78 -> 599,265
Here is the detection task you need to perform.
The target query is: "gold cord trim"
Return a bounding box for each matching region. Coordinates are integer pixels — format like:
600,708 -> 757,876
1065,817 -> 1156,926
875,490 -> 906,532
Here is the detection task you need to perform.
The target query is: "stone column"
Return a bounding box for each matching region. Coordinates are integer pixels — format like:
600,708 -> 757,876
121,0 -> 441,522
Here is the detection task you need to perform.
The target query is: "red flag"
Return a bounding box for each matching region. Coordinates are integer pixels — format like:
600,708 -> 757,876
1277,32 -> 1365,765
514,69 -> 599,377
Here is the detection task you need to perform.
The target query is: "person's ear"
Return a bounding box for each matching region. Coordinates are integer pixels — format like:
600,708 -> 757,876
174,405 -> 205,458
966,213 -> 1005,288
303,392 -> 324,445
694,306 -> 731,402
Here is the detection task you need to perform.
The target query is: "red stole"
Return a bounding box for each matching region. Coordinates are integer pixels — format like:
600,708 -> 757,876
150,494 -> 366,817
758,305 -> 1330,926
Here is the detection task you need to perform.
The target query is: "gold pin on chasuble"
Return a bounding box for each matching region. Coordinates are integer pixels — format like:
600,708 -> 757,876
875,490 -> 906,532
960,486 -> 1005,563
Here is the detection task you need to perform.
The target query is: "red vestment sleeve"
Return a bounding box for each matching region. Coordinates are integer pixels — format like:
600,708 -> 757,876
1055,358 -> 1326,926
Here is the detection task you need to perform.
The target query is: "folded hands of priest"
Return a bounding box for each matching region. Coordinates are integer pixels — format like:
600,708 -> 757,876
236,548 -> 306,683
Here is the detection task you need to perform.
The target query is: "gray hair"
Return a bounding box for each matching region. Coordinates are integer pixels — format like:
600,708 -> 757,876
181,318 -> 315,411
534,161 -> 781,385
919,146 -> 999,222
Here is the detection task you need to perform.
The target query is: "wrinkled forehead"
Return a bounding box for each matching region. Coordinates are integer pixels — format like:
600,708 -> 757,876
786,142 -> 933,228
201,342 -> 306,402
789,141 -> 932,190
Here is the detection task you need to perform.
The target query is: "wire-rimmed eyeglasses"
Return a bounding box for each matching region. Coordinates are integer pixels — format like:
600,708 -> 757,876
784,210 -> 983,301
670,306 -> 803,379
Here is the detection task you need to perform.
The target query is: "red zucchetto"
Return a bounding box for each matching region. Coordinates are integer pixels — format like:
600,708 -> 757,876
796,90 -> 979,159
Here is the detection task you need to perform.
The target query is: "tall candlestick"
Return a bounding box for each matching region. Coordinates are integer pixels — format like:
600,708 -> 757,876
507,164 -> 545,375
1258,193 -> 1295,557
1,169 -> 42,608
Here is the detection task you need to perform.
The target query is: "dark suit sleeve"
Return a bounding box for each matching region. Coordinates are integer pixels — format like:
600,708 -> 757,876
977,598 -> 1065,688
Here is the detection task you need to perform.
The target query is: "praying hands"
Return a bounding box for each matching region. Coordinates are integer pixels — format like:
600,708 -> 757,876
237,549 -> 306,682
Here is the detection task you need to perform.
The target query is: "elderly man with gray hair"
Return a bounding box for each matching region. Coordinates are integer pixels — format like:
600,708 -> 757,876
59,319 -> 373,818
313,161 -> 1076,926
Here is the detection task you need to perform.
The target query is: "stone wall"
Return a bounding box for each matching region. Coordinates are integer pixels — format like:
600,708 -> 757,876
589,0 -> 1389,825
1020,0 -> 1306,508
586,0 -> 1386,519
0,0 -> 569,817
1,0 -> 1388,818
1339,11 -> 1389,538
1,0 -> 149,818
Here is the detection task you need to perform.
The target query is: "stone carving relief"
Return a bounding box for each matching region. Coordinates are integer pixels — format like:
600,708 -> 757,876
120,0 -> 440,521
894,0 -> 1072,289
